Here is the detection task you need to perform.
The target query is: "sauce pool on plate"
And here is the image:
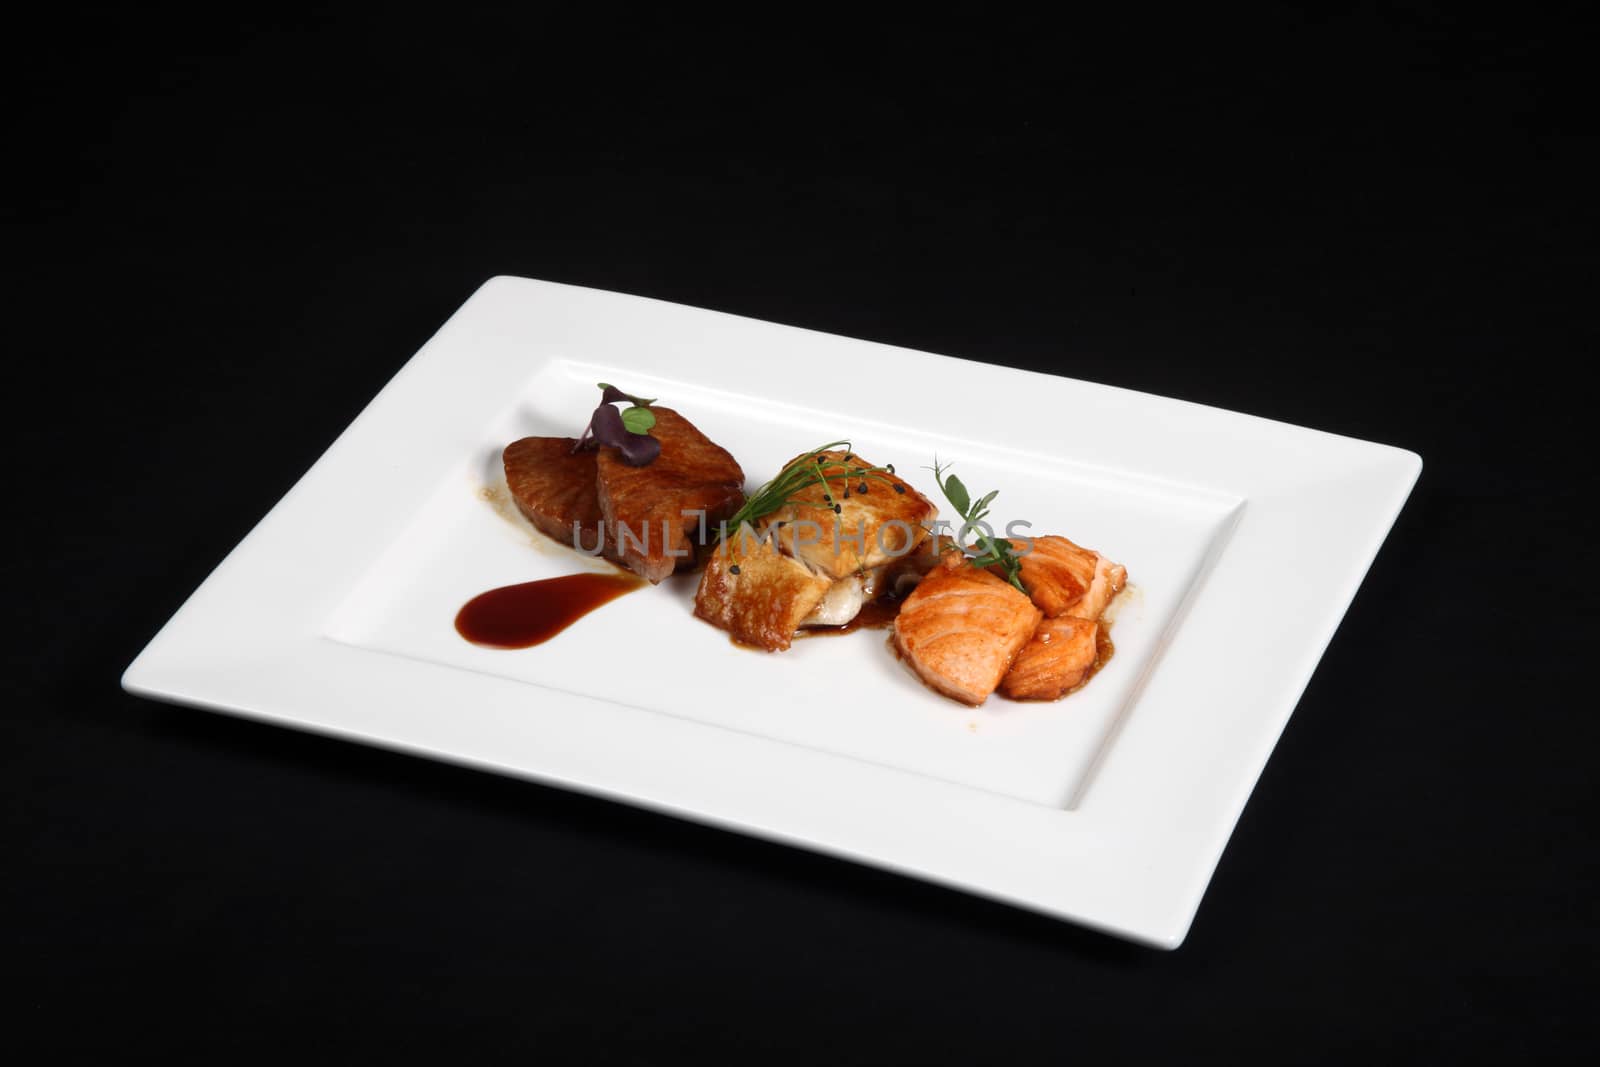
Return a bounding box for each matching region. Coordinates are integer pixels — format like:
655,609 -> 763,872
455,572 -> 642,649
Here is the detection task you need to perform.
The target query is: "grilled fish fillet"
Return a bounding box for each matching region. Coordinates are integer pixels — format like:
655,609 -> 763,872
999,615 -> 1099,701
502,437 -> 606,551
596,407 -> 745,583
694,527 -> 834,651
769,450 -> 937,579
891,552 -> 1041,705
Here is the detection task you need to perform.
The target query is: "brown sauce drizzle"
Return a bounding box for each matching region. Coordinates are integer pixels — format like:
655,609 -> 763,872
455,572 -> 642,649
456,565 -> 1116,704
1062,624 -> 1116,698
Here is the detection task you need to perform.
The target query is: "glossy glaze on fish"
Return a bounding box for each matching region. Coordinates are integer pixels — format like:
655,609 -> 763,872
1071,552 -> 1128,623
694,528 -> 834,651
1008,535 -> 1095,617
502,436 -> 605,550
891,552 -> 1042,705
596,407 -> 745,583
768,450 -> 937,579
1010,534 -> 1127,621
999,615 -> 1100,700
693,449 -> 935,645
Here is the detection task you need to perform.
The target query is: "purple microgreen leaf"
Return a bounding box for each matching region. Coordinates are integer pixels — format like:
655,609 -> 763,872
616,431 -> 661,466
589,401 -> 628,446
581,398 -> 661,466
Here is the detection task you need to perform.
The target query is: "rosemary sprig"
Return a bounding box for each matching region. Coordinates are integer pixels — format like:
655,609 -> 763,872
927,459 -> 1027,593
716,442 -> 897,541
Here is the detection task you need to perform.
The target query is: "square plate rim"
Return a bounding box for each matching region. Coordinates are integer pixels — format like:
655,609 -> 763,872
122,275 -> 1421,948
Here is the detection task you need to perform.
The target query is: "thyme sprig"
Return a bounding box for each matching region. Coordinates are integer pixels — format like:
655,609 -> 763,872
928,459 -> 1027,593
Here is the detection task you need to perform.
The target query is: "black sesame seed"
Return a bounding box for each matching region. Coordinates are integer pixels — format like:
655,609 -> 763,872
858,482 -> 868,493
887,464 -> 895,473
893,484 -> 905,493
833,503 -> 842,514
729,564 -> 741,575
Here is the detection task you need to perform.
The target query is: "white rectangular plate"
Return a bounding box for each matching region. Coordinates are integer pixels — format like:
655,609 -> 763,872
123,277 -> 1420,947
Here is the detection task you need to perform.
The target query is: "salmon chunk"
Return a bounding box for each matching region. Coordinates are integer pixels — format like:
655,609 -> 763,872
1073,553 -> 1128,622
1012,535 -> 1126,621
596,407 -> 745,583
892,553 -> 1042,705
769,450 -> 937,579
502,437 -> 605,550
1010,535 -> 1096,617
694,527 -> 835,651
1000,616 -> 1100,701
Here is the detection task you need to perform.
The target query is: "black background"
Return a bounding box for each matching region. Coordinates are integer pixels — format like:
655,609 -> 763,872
8,8 -> 1595,1062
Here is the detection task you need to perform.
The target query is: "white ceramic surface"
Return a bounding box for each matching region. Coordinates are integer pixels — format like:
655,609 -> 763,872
123,276 -> 1420,947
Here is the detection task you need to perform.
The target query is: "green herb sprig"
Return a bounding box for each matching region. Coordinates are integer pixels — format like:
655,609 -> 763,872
928,459 -> 1027,593
717,441 -> 898,542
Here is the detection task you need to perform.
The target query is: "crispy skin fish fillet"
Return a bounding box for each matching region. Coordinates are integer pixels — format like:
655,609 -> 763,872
770,450 -> 937,579
596,407 -> 745,583
694,528 -> 834,651
693,450 -> 938,647
502,437 -> 605,550
1012,535 -> 1127,620
1000,616 -> 1099,701
892,553 -> 1042,706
